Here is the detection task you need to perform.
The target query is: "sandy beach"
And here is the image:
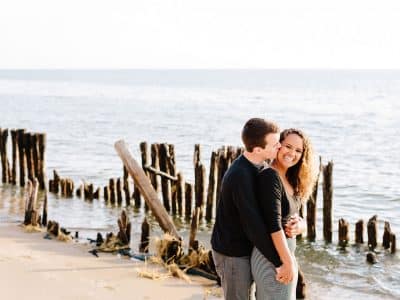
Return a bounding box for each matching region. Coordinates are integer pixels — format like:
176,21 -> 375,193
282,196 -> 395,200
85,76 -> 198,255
0,223 -> 221,300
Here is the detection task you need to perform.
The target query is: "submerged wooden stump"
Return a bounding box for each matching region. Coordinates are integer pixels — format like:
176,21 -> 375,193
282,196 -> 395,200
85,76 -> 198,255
338,218 -> 350,247
355,219 -> 364,244
367,215 -> 378,250
391,233 -> 396,254
382,221 -> 392,249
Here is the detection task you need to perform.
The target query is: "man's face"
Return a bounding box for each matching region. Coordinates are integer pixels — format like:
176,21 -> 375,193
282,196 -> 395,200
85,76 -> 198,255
260,133 -> 281,160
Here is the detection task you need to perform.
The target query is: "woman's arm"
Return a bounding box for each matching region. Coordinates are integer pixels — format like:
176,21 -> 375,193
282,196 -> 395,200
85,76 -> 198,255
257,169 -> 296,284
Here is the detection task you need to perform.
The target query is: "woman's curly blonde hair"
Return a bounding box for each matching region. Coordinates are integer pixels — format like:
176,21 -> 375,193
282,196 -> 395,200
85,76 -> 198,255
280,128 -> 316,202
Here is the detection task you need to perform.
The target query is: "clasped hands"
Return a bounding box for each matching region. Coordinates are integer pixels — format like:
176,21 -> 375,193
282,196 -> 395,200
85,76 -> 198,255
284,213 -> 305,238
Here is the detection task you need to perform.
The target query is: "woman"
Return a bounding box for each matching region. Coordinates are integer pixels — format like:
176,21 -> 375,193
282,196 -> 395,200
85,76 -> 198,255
251,128 -> 315,300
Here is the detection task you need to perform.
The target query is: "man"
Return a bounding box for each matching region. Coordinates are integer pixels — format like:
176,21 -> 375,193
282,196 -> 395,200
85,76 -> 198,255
211,117 -> 281,300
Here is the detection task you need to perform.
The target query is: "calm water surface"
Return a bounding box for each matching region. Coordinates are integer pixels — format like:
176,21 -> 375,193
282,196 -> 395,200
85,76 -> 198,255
0,70 -> 399,299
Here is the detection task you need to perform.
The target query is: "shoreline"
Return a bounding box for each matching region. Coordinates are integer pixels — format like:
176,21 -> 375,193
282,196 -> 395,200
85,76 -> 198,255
0,223 -> 220,300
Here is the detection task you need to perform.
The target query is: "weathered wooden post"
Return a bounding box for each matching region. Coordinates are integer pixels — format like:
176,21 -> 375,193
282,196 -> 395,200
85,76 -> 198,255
31,134 -> 40,181
103,186 -> 109,201
150,143 -> 160,192
10,129 -> 17,185
206,151 -> 218,222
189,207 -> 200,249
17,129 -> 26,186
195,162 -> 206,220
216,147 -> 228,208
76,185 -> 82,198
338,218 -> 349,247
24,132 -> 34,181
159,143 -> 171,212
367,215 -> 378,250
93,187 -> 100,199
185,183 -> 194,220
193,144 -> 201,167
226,146 -> 236,167
169,144 -> 178,215
109,178 -> 116,204
116,178 -> 123,205
355,219 -> 364,244
0,128 -> 10,183
123,166 -> 131,206
390,234 -> 396,254
176,172 -> 185,216
322,161 -> 333,243
24,178 -> 39,226
42,193 -> 48,226
383,221 -> 392,249
37,133 -> 46,189
139,217 -> 150,253
52,170 -> 60,194
117,210 -> 131,245
114,140 -> 179,238
307,157 -> 321,241
60,179 -> 66,196
133,184 -> 141,208
67,179 -> 74,197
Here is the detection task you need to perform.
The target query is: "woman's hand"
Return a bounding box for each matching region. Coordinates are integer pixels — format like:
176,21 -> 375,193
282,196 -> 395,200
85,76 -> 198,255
275,259 -> 296,284
284,214 -> 306,238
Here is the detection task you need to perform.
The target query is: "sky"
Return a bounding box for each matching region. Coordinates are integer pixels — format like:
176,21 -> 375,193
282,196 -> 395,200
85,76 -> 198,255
1,0 -> 400,69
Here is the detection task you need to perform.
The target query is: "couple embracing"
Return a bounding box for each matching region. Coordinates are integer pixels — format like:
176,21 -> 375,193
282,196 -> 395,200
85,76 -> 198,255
211,118 -> 315,300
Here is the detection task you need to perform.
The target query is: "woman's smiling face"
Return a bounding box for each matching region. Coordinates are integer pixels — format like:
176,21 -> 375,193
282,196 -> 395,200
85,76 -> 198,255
276,133 -> 304,169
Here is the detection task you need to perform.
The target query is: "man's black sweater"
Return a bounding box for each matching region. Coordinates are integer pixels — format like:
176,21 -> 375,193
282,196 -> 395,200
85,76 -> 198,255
211,155 -> 281,265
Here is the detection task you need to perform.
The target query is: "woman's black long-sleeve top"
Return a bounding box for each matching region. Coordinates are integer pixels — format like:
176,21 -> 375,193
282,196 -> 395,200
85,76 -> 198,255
256,167 -> 299,267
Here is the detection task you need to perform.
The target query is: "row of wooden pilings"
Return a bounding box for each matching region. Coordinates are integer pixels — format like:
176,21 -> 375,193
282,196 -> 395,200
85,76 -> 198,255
0,128 -> 397,253
0,128 -> 46,189
46,142 -> 243,223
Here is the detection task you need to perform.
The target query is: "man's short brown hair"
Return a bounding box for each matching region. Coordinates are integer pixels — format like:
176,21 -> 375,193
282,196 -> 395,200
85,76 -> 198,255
241,118 -> 280,152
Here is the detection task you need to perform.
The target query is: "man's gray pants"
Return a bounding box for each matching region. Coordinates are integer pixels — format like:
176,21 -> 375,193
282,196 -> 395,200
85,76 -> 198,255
212,250 -> 254,300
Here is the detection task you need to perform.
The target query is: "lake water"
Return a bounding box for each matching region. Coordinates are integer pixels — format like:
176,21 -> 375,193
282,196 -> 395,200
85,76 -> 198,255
0,70 -> 399,299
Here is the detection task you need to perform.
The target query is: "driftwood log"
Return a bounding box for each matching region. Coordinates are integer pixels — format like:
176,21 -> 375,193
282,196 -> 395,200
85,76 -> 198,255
114,140 -> 179,238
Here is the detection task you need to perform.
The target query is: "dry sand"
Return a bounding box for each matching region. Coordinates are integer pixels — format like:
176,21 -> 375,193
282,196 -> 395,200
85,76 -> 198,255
0,223 -> 221,300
